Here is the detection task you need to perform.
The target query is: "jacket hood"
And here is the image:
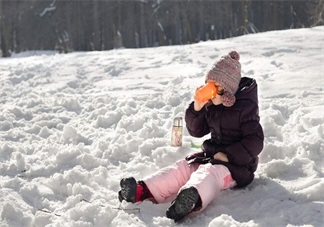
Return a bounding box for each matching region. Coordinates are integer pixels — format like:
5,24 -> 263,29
235,77 -> 259,105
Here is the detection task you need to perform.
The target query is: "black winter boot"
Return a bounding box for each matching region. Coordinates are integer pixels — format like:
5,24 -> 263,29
118,177 -> 154,203
118,177 -> 137,203
166,187 -> 201,222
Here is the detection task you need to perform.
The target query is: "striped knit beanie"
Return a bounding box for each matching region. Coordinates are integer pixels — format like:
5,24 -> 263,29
205,51 -> 241,107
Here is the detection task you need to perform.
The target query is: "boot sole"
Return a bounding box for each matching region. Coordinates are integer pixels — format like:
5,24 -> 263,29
119,177 -> 137,203
166,187 -> 199,222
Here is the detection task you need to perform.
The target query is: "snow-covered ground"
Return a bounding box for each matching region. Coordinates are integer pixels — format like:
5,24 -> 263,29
0,26 -> 323,227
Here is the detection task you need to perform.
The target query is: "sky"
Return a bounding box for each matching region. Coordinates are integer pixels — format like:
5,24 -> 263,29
0,26 -> 323,227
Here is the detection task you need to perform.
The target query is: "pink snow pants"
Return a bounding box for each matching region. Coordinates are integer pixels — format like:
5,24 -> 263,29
143,160 -> 236,211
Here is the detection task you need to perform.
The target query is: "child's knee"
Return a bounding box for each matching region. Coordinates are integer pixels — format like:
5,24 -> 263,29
197,163 -> 213,171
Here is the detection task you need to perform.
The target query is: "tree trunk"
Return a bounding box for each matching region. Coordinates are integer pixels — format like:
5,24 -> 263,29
0,0 -> 11,57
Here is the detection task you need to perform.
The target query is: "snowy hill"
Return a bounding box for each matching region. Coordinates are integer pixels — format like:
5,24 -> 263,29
0,26 -> 323,227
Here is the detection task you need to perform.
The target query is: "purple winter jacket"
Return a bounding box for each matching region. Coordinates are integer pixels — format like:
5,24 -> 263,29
185,77 -> 264,187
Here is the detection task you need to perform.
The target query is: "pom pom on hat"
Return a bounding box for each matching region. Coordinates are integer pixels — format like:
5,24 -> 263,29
205,50 -> 241,107
229,50 -> 240,61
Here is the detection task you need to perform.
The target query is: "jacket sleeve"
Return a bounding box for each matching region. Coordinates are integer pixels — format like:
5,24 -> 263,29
225,101 -> 264,166
185,102 -> 210,138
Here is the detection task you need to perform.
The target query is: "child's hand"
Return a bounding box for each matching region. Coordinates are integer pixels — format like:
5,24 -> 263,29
185,151 -> 210,165
193,86 -> 209,111
213,152 -> 229,162
194,99 -> 208,111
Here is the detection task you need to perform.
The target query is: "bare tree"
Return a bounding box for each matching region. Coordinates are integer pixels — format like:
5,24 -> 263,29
307,0 -> 324,27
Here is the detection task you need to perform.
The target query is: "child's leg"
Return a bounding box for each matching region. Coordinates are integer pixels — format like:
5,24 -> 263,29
143,160 -> 198,203
181,163 -> 236,211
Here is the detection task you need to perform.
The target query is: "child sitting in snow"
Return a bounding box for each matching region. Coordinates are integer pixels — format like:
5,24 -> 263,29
118,51 -> 264,222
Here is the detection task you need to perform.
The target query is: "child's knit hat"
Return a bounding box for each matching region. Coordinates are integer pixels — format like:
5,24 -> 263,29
205,51 -> 241,107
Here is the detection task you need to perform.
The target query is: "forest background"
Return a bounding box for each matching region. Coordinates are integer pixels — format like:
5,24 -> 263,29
0,0 -> 323,57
